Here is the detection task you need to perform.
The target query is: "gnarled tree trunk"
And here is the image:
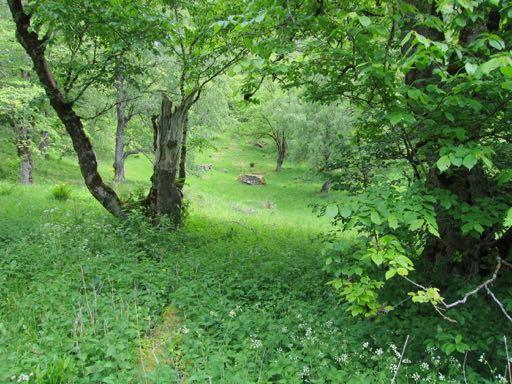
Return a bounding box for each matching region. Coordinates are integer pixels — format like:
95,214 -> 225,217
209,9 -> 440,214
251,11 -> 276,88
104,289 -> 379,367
8,0 -> 124,217
147,94 -> 192,225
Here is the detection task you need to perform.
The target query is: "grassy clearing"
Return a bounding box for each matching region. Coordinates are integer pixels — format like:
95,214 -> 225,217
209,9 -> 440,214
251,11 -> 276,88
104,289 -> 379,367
0,138 -> 485,383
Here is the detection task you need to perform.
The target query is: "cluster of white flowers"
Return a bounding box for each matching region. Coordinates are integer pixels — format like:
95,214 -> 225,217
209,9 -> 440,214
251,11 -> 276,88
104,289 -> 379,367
375,348 -> 384,356
496,374 -> 508,383
478,353 -> 486,363
325,319 -> 334,328
298,366 -> 310,379
180,326 -> 189,334
420,362 -> 430,371
438,372 -> 445,381
250,335 -> 263,349
334,353 -> 348,364
362,341 -> 369,349
10,373 -> 33,382
228,310 -> 236,318
390,343 -> 401,358
281,326 -> 288,333
410,372 -> 421,382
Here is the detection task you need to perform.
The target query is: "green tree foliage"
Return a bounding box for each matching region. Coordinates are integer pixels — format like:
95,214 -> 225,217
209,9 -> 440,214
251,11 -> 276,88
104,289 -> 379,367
240,0 -> 512,325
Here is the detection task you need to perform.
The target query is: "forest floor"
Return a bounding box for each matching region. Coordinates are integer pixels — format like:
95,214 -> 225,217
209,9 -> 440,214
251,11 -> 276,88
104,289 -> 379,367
0,139 -> 465,383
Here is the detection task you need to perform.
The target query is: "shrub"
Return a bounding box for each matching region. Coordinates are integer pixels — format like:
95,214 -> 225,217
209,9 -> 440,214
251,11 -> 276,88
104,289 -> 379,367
50,183 -> 72,201
0,182 -> 14,196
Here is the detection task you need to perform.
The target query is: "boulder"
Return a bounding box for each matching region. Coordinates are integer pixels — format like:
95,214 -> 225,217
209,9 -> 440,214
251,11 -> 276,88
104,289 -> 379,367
238,174 -> 266,186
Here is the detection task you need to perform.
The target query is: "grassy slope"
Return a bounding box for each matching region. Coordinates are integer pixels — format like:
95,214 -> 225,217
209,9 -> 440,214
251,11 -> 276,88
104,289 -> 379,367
0,137 -> 472,383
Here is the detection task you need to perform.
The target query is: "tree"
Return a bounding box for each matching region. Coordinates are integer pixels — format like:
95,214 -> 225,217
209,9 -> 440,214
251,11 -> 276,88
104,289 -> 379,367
6,0 -> 161,216
7,0 -> 253,224
144,0 -> 249,223
243,0 -> 512,320
243,87 -> 308,172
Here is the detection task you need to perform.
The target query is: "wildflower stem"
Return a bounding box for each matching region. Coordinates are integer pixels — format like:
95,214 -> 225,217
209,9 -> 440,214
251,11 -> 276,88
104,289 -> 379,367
504,336 -> 511,384
391,334 -> 409,384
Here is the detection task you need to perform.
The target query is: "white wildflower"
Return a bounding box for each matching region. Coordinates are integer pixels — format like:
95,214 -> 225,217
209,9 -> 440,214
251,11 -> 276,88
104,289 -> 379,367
250,335 -> 263,349
298,366 -> 310,379
228,310 -> 236,318
375,348 -> 384,356
363,341 -> 369,349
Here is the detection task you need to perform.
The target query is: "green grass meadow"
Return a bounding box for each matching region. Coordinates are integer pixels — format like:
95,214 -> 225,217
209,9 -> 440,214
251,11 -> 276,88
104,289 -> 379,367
0,138 -> 481,383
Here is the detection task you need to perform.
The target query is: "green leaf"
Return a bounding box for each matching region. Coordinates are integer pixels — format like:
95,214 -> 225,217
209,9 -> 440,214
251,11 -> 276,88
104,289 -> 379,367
465,62 -> 478,75
325,204 -> 338,218
436,155 -> 451,172
358,15 -> 371,27
462,153 -> 477,170
388,111 -> 404,125
385,269 -> 396,280
409,219 -> 424,231
371,253 -> 384,266
387,214 -> 399,229
370,210 -> 382,225
339,205 -> 352,218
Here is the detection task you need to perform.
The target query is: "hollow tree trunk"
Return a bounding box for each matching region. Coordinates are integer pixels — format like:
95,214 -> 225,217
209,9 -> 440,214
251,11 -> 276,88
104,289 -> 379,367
113,75 -> 127,183
16,123 -> 33,184
8,0 -> 124,217
177,109 -> 189,190
147,94 -> 191,225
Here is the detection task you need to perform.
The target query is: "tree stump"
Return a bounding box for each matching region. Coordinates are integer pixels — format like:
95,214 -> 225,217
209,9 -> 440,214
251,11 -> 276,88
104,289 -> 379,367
238,174 -> 266,185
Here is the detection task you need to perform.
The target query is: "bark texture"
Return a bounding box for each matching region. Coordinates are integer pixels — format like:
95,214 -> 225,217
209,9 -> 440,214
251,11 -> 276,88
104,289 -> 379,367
113,75 -> 127,183
177,109 -> 189,190
147,94 -> 192,225
16,123 -> 33,184
275,132 -> 286,172
8,0 -> 124,217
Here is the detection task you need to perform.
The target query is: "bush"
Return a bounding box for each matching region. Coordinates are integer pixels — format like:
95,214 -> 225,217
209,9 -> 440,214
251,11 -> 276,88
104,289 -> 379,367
50,183 -> 72,201
0,182 -> 14,196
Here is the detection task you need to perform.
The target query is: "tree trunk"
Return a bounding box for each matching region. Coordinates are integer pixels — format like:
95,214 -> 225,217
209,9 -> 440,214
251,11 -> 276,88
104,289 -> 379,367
177,109 -> 189,190
38,130 -> 49,157
147,94 -> 190,225
8,0 -> 124,217
16,123 -> 33,184
113,75 -> 127,183
275,135 -> 286,172
423,167 -> 492,280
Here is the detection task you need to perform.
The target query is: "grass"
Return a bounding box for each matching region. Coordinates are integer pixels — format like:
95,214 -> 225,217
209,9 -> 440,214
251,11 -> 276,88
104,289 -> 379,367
0,136 -> 497,383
